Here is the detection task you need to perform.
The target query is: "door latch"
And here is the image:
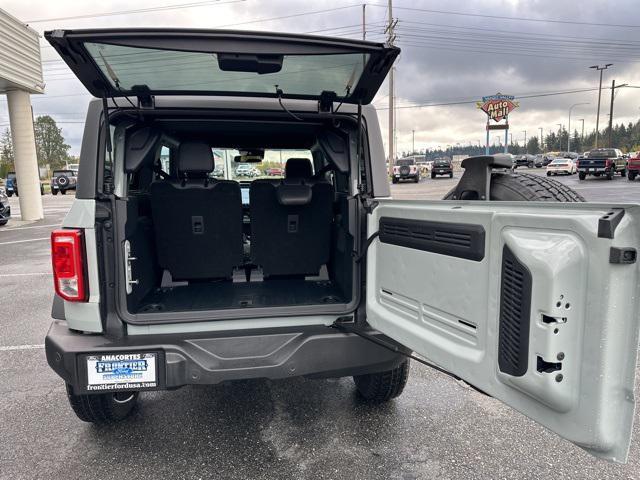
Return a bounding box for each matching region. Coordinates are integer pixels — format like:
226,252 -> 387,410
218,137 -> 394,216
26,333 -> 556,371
124,240 -> 138,294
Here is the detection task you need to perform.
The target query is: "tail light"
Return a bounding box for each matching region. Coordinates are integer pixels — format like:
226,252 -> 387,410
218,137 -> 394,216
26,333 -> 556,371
605,159 -> 613,168
51,229 -> 88,302
410,166 -> 417,172
393,166 -> 399,172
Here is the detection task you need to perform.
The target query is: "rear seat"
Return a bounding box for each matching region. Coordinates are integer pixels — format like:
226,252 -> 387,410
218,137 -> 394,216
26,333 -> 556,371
150,142 -> 243,281
250,158 -> 333,278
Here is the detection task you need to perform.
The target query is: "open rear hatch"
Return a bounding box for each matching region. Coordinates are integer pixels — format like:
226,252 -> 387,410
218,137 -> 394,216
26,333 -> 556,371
44,29 -> 399,104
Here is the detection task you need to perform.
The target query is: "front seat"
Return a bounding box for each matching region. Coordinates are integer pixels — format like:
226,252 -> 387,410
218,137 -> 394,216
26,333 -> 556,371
250,158 -> 333,278
150,142 -> 243,280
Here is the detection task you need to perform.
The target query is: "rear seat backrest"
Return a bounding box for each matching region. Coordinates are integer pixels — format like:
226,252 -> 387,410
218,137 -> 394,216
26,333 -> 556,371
149,142 -> 243,281
250,158 -> 333,278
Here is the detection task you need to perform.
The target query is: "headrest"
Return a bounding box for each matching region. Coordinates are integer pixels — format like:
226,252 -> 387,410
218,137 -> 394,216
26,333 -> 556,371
285,158 -> 313,180
276,183 -> 312,206
178,142 -> 213,174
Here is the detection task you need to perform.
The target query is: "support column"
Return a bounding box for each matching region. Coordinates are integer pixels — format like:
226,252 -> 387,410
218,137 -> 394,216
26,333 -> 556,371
6,89 -> 43,221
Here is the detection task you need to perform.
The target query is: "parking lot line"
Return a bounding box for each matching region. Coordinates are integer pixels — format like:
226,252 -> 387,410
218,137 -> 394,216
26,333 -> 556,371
0,237 -> 49,245
3,223 -> 60,231
0,273 -> 51,277
0,344 -> 44,352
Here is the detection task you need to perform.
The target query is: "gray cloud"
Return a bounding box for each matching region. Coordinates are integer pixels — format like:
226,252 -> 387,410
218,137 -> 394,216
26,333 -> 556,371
1,0 -> 638,155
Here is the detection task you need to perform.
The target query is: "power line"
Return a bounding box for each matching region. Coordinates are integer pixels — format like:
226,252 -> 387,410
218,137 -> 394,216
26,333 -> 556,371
25,0 -> 245,23
368,3 -> 640,29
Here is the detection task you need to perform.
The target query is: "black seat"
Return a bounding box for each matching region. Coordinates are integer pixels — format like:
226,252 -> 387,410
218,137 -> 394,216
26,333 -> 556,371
250,158 -> 333,278
149,142 -> 243,281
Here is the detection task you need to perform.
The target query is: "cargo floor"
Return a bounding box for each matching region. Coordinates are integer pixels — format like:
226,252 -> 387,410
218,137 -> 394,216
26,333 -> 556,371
134,278 -> 347,313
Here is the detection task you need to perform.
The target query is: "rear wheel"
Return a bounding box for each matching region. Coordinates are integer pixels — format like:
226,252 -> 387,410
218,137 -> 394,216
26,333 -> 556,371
449,172 -> 453,178
52,189 -> 58,195
546,171 -> 551,176
392,178 -> 397,184
66,384 -> 139,423
354,360 -> 410,403
431,172 -> 436,179
607,171 -> 614,180
61,189 -> 67,195
621,169 -> 626,178
629,172 -> 636,181
578,172 -> 586,180
6,191 -> 12,197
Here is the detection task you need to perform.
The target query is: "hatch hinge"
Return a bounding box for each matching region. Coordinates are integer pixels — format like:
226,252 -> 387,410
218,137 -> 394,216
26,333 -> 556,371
450,154 -> 512,200
132,85 -> 155,109
318,90 -> 337,113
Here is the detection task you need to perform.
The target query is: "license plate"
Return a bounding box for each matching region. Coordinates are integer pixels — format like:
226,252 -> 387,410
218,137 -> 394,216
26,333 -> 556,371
85,352 -> 158,392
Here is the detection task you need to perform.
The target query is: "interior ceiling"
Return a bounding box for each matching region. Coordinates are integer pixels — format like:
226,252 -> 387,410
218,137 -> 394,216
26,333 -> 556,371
156,119 -> 322,149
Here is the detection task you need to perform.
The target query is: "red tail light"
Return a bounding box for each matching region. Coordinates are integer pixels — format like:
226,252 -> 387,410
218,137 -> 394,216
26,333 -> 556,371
51,229 -> 87,302
605,159 -> 613,167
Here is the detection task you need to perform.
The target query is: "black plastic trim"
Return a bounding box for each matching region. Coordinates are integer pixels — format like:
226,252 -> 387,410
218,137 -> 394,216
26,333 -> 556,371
378,217 -> 485,261
498,245 -> 532,377
598,208 -> 625,239
609,247 -> 637,264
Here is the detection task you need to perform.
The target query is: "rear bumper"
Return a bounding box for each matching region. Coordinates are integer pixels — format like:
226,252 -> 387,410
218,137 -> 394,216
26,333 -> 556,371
45,320 -> 407,394
578,167 -> 607,173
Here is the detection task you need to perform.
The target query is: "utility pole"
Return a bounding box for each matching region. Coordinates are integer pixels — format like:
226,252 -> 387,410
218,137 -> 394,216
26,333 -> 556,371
590,64 -> 612,148
522,130 -> 527,152
412,129 -> 415,154
386,0 -> 396,179
362,4 -> 366,40
557,124 -> 563,151
608,79 -> 615,148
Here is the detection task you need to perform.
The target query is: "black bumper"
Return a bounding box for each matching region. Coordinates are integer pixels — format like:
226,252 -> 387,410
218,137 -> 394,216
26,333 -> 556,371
46,320 -> 407,394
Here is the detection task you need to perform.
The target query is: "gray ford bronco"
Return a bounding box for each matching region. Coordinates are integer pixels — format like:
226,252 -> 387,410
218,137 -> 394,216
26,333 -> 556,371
45,29 -> 640,463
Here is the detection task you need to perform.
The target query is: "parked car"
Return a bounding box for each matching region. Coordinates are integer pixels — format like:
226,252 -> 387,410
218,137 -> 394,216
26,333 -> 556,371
392,157 -> 420,183
512,155 -> 530,169
0,186 -> 10,225
546,158 -> 576,176
211,166 -> 225,178
265,166 -> 284,176
627,153 -> 640,181
533,154 -> 544,168
42,28 -> 640,464
51,169 -> 78,195
234,163 -> 258,177
4,171 -> 45,195
430,157 -> 453,178
577,148 -> 626,180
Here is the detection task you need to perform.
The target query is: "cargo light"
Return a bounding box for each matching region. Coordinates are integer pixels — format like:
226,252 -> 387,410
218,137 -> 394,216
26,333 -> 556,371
51,229 -> 87,302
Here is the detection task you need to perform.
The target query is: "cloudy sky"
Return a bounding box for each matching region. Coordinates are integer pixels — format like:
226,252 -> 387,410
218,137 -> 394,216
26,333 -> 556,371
1,0 -> 640,156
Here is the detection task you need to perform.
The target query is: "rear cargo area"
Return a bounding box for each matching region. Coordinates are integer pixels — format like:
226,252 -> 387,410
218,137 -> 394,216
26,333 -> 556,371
117,117 -> 357,320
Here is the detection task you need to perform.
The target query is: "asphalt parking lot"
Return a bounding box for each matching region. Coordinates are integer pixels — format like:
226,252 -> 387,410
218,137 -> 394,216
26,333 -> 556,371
2,170 -> 640,480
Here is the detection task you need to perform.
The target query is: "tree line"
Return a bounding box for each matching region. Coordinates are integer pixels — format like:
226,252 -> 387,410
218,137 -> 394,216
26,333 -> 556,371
0,115 -> 73,178
401,119 -> 640,159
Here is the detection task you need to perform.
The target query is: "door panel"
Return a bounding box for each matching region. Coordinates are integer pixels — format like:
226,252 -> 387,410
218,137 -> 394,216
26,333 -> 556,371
367,200 -> 640,462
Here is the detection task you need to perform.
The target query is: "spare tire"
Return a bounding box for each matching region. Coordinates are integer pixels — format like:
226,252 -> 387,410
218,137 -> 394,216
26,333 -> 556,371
57,175 -> 69,188
399,165 -> 410,176
444,172 -> 585,202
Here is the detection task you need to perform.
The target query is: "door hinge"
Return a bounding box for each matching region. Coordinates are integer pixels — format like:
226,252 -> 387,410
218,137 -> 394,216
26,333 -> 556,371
123,240 -> 138,294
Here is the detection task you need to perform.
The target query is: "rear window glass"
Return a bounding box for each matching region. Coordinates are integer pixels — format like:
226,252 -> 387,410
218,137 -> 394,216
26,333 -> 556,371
85,43 -> 368,99
53,170 -> 75,176
589,149 -> 617,158
396,159 -> 415,166
211,149 -> 312,183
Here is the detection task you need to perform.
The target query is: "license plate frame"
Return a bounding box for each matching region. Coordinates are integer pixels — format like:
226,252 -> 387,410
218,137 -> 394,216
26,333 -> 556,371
78,351 -> 163,394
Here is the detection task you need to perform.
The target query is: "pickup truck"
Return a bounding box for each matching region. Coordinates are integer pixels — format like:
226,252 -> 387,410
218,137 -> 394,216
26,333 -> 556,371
577,148 -> 626,180
627,153 -> 640,181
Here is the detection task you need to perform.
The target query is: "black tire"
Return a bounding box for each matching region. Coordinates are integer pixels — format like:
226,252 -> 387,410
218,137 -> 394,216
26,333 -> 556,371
61,189 -> 67,195
6,192 -> 12,197
444,172 -> 585,202
52,189 -> 58,195
431,172 -> 436,179
354,360 -> 410,403
66,384 -> 139,423
449,172 -> 453,178
628,173 -> 636,181
546,171 -> 551,176
578,172 -> 586,180
606,171 -> 614,180
414,176 -> 419,183
621,169 -> 626,178
392,178 -> 397,184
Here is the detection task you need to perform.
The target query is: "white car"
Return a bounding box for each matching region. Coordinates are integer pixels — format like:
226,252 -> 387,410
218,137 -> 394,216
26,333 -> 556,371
546,158 -> 576,176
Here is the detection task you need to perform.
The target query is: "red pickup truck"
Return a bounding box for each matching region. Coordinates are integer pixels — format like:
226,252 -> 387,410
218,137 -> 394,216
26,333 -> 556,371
627,153 -> 640,181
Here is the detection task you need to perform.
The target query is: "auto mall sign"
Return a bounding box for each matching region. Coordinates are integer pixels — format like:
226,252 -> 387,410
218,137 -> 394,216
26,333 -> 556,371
477,93 -> 519,123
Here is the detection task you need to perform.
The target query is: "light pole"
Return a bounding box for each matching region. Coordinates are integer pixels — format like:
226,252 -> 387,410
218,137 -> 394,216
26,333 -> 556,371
568,102 -> 589,153
522,130 -> 527,152
412,129 -> 415,154
557,124 -> 563,151
590,64 -> 613,148
579,118 -> 585,142
539,127 -> 543,151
